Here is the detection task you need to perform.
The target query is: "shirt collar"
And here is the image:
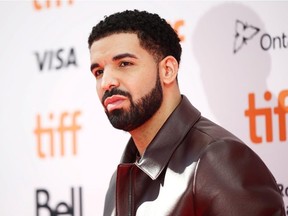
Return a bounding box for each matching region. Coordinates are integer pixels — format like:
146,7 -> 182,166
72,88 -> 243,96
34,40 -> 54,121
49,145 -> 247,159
120,95 -> 201,180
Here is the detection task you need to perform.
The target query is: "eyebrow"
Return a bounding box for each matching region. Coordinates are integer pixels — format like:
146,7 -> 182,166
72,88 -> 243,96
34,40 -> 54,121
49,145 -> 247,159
90,53 -> 138,72
90,63 -> 100,72
112,53 -> 138,61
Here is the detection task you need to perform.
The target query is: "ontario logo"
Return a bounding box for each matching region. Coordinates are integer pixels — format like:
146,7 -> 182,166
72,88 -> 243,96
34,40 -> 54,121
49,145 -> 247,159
233,20 -> 260,54
233,19 -> 288,53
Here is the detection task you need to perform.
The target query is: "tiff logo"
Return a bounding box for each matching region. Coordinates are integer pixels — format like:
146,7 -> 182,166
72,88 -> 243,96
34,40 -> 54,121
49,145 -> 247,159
245,90 -> 288,143
169,20 -> 185,42
36,187 -> 83,216
233,20 -> 260,54
33,0 -> 74,11
34,111 -> 81,158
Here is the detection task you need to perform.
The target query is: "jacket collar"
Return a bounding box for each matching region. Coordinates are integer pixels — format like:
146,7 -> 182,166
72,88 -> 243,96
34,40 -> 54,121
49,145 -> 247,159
120,95 -> 201,180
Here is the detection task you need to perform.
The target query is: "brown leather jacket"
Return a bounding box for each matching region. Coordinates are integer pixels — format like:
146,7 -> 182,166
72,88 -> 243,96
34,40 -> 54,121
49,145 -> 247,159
103,95 -> 285,216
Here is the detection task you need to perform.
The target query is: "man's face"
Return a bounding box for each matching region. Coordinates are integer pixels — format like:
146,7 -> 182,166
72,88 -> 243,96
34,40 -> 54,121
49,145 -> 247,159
90,33 -> 163,131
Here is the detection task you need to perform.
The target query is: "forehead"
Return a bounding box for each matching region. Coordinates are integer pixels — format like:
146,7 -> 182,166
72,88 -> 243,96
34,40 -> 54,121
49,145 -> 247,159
89,33 -> 144,61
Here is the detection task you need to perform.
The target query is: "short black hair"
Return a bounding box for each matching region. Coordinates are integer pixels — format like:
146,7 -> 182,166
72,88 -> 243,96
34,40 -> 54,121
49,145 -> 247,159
88,9 -> 182,64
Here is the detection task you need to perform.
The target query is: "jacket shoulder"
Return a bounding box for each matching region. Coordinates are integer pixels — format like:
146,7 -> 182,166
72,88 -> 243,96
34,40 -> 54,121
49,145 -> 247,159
192,137 -> 284,216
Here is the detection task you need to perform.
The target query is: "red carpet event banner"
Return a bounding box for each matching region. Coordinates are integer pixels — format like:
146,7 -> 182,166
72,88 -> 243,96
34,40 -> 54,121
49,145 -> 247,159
0,1 -> 287,215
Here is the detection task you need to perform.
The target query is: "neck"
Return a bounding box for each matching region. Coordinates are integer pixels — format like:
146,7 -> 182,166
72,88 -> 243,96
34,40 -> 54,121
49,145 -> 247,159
129,93 -> 181,156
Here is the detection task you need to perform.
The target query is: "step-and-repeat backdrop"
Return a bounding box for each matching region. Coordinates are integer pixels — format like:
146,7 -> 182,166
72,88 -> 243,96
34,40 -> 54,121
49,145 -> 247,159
0,1 -> 287,215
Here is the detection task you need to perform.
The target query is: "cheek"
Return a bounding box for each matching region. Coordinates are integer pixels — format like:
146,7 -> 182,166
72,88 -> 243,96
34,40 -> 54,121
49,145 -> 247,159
96,83 -> 103,101
133,77 -> 156,99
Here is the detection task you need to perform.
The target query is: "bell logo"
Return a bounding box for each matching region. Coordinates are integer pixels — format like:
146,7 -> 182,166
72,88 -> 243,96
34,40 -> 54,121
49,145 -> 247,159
33,0 -> 74,11
244,90 -> 288,143
34,111 -> 82,158
36,187 -> 83,216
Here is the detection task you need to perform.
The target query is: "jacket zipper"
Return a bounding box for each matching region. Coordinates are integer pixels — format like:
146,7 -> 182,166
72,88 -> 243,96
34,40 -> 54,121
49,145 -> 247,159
128,166 -> 134,216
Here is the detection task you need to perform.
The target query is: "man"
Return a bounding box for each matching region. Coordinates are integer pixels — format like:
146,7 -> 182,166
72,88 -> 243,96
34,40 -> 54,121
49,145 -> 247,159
88,10 -> 285,216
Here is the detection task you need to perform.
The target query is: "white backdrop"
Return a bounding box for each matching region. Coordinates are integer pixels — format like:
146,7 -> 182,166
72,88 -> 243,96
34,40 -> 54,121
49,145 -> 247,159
0,1 -> 287,215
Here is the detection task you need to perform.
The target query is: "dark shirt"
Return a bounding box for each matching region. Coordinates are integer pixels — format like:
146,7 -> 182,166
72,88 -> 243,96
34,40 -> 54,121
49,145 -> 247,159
104,95 -> 285,216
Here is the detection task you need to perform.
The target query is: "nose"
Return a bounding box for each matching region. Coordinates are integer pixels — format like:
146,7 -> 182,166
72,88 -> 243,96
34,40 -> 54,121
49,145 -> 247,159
100,67 -> 119,91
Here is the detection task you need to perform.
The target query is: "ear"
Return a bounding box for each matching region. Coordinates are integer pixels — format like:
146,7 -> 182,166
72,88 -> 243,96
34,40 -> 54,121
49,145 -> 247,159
159,56 -> 179,85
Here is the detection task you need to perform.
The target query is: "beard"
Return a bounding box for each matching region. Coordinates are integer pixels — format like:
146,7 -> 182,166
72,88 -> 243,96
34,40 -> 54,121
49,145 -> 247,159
101,72 -> 163,132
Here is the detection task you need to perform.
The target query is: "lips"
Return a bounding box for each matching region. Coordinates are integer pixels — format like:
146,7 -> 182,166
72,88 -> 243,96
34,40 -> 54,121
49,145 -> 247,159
103,95 -> 127,112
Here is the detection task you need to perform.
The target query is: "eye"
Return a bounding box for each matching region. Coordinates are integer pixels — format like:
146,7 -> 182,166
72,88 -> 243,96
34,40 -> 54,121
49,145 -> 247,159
93,69 -> 104,79
119,61 -> 133,67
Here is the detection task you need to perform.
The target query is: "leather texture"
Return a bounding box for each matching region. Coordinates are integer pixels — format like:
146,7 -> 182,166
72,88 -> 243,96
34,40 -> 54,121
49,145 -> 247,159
103,95 -> 285,216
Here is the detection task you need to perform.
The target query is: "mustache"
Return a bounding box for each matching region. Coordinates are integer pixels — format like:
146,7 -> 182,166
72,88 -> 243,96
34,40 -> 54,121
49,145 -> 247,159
101,88 -> 131,105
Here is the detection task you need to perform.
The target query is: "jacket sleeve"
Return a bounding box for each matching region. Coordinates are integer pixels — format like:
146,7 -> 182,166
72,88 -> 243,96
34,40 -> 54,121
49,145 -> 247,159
193,140 -> 285,216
